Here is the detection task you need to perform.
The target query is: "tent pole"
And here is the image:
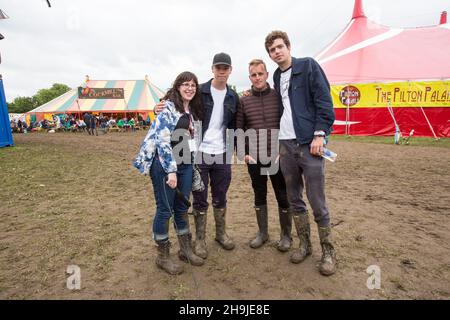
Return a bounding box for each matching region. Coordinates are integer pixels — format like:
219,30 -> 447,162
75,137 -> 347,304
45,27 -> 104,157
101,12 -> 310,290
420,107 -> 438,140
123,95 -> 128,121
387,101 -> 402,143
345,86 -> 350,135
76,99 -> 81,120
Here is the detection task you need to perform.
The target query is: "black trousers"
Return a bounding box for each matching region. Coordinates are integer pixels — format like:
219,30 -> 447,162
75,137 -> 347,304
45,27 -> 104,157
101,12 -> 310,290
193,153 -> 232,211
247,161 -> 289,209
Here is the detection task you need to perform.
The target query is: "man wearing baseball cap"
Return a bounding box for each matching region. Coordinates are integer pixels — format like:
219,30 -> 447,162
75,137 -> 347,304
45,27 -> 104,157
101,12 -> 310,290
191,52 -> 240,260
153,52 -> 240,260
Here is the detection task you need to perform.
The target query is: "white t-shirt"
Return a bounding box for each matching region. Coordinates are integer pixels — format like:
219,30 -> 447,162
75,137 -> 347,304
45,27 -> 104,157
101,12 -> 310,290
278,68 -> 296,140
199,85 -> 226,154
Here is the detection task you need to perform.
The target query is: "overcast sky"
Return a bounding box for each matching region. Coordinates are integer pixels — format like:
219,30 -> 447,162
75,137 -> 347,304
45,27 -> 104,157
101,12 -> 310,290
1,0 -> 448,101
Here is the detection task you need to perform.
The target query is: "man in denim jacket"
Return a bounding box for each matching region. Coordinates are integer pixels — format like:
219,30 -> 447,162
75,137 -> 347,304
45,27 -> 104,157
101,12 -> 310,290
154,53 -> 240,260
265,30 -> 337,276
192,52 -> 240,259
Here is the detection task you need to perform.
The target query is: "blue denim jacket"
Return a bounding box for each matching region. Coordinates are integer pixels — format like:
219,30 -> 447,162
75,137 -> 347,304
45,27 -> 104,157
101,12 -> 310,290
133,101 -> 181,175
273,57 -> 335,145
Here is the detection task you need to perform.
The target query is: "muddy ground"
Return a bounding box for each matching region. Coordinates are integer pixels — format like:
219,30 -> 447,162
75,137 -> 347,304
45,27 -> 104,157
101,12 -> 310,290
0,132 -> 449,299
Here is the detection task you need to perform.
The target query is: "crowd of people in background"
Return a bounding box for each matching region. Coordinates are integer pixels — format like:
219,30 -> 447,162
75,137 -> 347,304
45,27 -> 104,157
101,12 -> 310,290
9,113 -> 150,134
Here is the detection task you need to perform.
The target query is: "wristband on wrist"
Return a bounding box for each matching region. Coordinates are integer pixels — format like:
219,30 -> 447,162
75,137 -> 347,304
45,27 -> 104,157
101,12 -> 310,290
314,130 -> 326,137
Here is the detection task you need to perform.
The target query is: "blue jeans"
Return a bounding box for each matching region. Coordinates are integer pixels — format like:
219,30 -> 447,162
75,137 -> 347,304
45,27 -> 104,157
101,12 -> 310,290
150,158 -> 193,240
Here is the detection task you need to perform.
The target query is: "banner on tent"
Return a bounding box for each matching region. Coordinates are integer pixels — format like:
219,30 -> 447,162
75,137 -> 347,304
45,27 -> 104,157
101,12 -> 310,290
332,81 -> 450,108
77,87 -> 124,99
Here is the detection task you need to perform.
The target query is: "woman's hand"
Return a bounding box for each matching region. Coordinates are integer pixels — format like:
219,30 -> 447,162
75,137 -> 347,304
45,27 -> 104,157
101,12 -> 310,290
166,172 -> 177,189
244,155 -> 257,164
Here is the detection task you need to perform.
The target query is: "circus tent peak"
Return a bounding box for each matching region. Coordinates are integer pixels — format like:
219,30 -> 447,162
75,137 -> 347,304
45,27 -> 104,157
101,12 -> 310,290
440,11 -> 447,25
316,0 -> 450,84
352,0 -> 365,19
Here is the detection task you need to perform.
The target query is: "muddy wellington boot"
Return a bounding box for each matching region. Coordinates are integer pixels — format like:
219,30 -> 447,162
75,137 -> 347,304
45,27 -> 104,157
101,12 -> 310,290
213,207 -> 235,250
290,214 -> 312,263
155,239 -> 184,275
192,209 -> 208,259
249,205 -> 269,249
178,233 -> 204,266
277,208 -> 293,252
318,225 -> 337,276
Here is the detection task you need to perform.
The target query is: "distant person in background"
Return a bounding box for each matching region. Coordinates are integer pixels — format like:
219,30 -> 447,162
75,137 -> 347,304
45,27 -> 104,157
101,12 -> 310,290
10,120 -> 18,133
129,117 -> 136,131
27,121 -> 35,132
41,119 -> 50,130
69,117 -> 77,132
123,117 -> 131,131
117,118 -> 124,131
53,115 -> 61,130
17,119 -> 23,133
98,114 -> 107,130
77,118 -> 87,131
89,115 -> 98,136
83,113 -> 92,135
107,117 -> 116,128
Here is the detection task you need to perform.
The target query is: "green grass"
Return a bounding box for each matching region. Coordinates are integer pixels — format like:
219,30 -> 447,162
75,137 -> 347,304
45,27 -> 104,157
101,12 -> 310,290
330,135 -> 450,148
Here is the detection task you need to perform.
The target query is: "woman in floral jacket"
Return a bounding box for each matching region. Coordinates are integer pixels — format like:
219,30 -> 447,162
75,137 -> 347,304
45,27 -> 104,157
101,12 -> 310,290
134,71 -> 204,275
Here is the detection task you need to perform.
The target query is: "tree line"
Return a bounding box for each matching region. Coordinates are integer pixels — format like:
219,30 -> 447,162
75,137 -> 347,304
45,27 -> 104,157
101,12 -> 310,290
7,83 -> 71,113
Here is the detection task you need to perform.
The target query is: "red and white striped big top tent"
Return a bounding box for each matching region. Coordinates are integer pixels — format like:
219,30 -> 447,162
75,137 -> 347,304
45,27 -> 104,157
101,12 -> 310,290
317,0 -> 450,137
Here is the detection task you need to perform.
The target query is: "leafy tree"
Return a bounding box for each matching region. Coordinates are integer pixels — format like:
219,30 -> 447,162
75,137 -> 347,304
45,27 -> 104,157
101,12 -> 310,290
33,83 -> 71,106
7,83 -> 71,113
7,96 -> 35,113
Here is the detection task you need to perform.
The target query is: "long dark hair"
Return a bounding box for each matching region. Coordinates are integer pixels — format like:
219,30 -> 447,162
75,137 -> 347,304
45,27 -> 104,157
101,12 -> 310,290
162,71 -> 203,120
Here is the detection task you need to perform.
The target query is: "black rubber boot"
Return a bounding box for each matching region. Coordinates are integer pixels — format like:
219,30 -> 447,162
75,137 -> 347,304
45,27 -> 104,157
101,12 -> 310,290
250,205 -> 269,249
213,207 -> 235,250
277,208 -> 292,252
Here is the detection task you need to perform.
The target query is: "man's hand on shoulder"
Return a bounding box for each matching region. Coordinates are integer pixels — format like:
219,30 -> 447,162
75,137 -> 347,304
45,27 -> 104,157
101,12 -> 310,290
241,89 -> 251,98
153,100 -> 166,115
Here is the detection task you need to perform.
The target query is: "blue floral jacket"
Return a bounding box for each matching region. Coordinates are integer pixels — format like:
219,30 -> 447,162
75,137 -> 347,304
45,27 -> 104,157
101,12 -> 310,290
133,101 -> 182,175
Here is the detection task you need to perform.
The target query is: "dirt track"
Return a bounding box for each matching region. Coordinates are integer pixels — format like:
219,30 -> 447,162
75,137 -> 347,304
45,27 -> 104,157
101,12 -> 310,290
0,132 -> 449,299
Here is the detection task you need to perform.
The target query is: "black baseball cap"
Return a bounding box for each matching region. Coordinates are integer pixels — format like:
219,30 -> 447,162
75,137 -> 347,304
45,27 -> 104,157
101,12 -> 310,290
212,52 -> 232,67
